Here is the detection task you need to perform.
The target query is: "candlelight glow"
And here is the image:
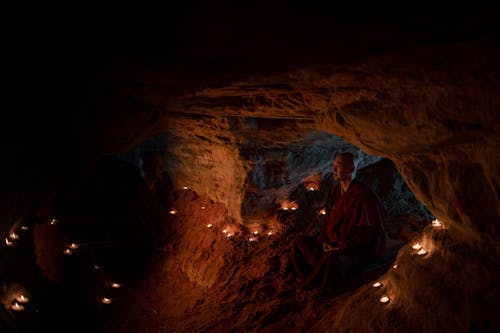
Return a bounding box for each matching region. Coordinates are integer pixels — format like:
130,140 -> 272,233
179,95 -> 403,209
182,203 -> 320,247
16,295 -> 29,303
11,302 -> 25,311
111,283 -> 121,289
227,233 -> 232,238
50,218 -> 58,225
267,231 -> 273,236
417,248 -> 427,255
432,219 -> 443,227
94,265 -> 100,270
283,207 -> 289,211
182,186 -> 189,190
64,248 -> 73,255
393,264 -> 398,269
379,295 -> 390,304
9,232 -> 19,240
5,237 -> 14,246
372,281 -> 382,288
412,242 -> 422,250
201,206 -> 206,210
248,237 -> 255,242
102,297 -> 112,304
309,187 -> 315,191
291,207 -> 297,211
253,231 -> 259,236
207,224 -> 213,228
169,209 -> 177,215
20,226 -> 28,231
319,208 -> 326,215
69,243 -> 79,250
222,229 -> 228,234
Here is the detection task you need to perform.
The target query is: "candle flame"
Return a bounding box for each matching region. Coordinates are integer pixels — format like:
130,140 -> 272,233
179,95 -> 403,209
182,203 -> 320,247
64,248 -> 73,255
111,283 -> 121,288
417,248 -> 427,256
432,219 -> 442,227
253,231 -> 259,236
5,237 -> 14,246
201,206 -> 206,210
283,207 -> 289,211
379,295 -> 390,304
16,295 -> 29,303
94,265 -> 100,270
20,226 -> 28,231
372,281 -> 382,288
9,232 -> 19,240
412,242 -> 422,250
169,209 -> 177,215
227,233 -> 232,238
69,243 -> 79,250
222,229 -> 227,234
50,218 -> 58,225
207,224 -> 213,228
183,186 -> 189,190
319,208 -> 326,215
11,302 -> 25,311
102,297 -> 112,304
249,237 -> 255,242
267,231 -> 273,236
291,207 -> 297,211
393,264 -> 398,269
309,187 -> 315,191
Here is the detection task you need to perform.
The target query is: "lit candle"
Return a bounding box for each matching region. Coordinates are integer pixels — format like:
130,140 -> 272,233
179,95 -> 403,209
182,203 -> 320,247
393,264 -> 398,269
50,218 -> 58,225
5,237 -> 14,246
319,208 -> 326,215
16,295 -> 29,303
64,248 -> 73,255
69,243 -> 79,250
291,207 -> 297,211
417,248 -> 427,256
101,297 -> 112,304
11,302 -> 24,311
169,209 -> 177,215
267,231 -> 273,236
372,281 -> 382,288
379,295 -> 390,304
432,219 -> 442,227
309,187 -> 315,191
222,229 -> 228,234
183,186 -> 189,190
201,206 -> 206,210
9,232 -> 19,240
253,231 -> 259,236
94,265 -> 100,270
207,224 -> 213,228
248,237 -> 255,242
412,242 -> 422,250
283,207 -> 289,211
111,283 -> 121,289
20,226 -> 28,231
227,233 -> 232,238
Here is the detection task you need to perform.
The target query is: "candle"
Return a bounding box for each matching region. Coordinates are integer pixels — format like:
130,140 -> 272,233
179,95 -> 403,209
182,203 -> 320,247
64,248 -> 73,255
5,237 -> 14,246
50,218 -> 58,225
20,226 -> 28,231
201,206 -> 206,210
169,209 -> 177,215
283,207 -> 289,211
69,243 -> 79,250
267,231 -> 273,236
417,248 -> 427,256
9,232 -> 19,240
16,295 -> 29,303
319,208 -> 326,215
291,207 -> 297,211
111,283 -> 121,289
248,237 -> 255,242
372,282 -> 382,288
101,297 -> 112,304
222,229 -> 227,234
253,231 -> 259,236
11,302 -> 25,311
309,187 -> 315,191
393,264 -> 398,269
207,224 -> 213,228
412,242 -> 422,250
183,186 -> 189,190
379,295 -> 390,304
94,265 -> 100,270
432,219 -> 442,227
227,233 -> 232,238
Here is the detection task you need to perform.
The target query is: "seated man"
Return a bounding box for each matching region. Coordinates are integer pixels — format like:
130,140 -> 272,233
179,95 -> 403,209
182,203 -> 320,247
292,152 -> 386,291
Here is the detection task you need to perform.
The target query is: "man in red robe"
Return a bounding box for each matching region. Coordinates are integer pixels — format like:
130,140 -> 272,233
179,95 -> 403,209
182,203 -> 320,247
292,152 -> 386,291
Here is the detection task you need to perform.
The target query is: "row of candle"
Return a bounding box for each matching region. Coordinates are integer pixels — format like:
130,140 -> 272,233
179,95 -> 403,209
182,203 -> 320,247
370,219 -> 444,306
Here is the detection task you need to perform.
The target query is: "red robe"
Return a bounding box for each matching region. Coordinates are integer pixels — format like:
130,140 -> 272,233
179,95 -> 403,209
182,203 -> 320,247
292,179 -> 386,290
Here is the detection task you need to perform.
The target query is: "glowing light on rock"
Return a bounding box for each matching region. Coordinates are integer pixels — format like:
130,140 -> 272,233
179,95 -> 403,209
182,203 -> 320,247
111,283 -> 121,289
267,231 -> 273,236
201,206 -> 206,210
183,186 -> 189,190
412,242 -> 422,250
372,281 -> 382,288
64,248 -> 73,255
207,224 -> 213,228
248,237 -> 255,242
69,243 -> 79,250
222,229 -> 228,234
227,233 -> 232,238
102,297 -> 112,304
319,208 -> 326,215
16,295 -> 29,303
417,248 -> 427,256
5,237 -> 14,246
393,264 -> 398,269
11,302 -> 24,311
379,295 -> 390,304
432,219 -> 442,227
253,231 -> 259,236
9,232 -> 19,240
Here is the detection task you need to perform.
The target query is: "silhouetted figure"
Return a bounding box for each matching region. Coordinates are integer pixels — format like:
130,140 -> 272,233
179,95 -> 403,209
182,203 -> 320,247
292,153 -> 386,291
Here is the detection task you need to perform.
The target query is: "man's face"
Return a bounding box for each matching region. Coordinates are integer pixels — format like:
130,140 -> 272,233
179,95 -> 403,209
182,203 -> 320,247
333,156 -> 354,181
